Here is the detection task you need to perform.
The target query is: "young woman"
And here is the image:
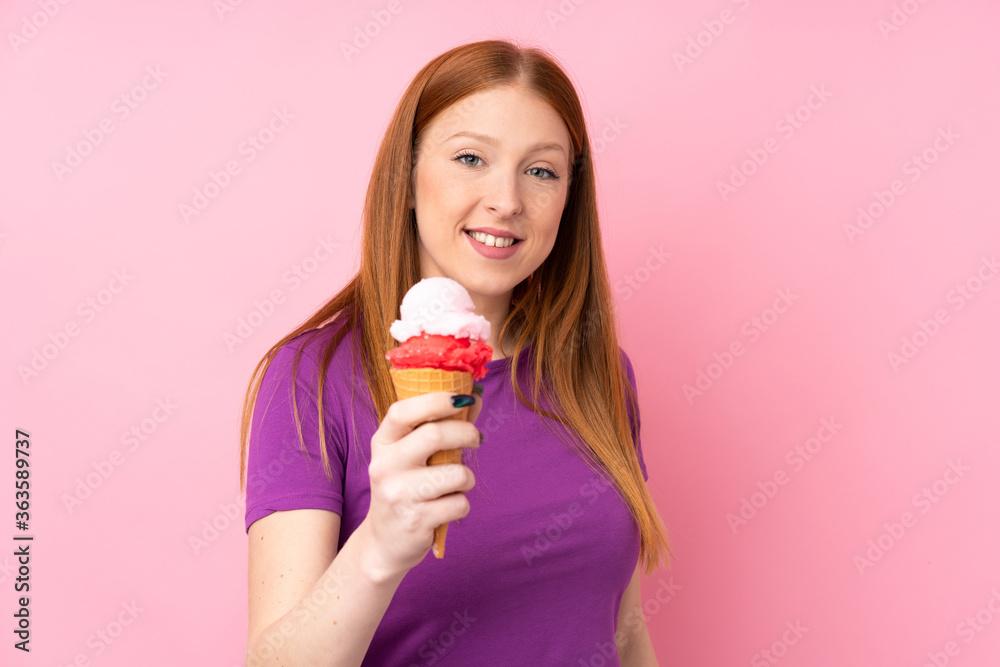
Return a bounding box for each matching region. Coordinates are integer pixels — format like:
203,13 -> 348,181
239,38 -> 674,666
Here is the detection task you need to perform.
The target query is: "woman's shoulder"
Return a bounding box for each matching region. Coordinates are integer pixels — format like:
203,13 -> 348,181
617,345 -> 637,382
269,318 -> 362,385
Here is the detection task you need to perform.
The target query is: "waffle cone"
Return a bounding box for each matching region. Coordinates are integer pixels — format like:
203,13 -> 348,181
389,367 -> 473,558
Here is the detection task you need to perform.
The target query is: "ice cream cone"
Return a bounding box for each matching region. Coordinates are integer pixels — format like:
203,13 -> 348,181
389,367 -> 473,558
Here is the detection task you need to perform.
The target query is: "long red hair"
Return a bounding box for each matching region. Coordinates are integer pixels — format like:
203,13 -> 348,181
238,39 -> 674,575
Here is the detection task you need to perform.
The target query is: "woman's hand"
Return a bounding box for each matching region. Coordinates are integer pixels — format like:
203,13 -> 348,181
361,392 -> 483,580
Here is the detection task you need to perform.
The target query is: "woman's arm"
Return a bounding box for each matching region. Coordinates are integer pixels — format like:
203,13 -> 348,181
246,392 -> 483,666
246,510 -> 406,667
617,564 -> 660,666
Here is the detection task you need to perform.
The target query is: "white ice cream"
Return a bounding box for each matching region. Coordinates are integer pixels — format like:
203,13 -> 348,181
390,277 -> 491,343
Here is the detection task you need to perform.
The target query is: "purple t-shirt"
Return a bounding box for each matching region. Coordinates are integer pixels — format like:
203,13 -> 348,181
245,323 -> 648,665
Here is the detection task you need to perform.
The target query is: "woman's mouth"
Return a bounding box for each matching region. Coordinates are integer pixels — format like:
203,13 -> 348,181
464,230 -> 520,248
464,229 -> 522,259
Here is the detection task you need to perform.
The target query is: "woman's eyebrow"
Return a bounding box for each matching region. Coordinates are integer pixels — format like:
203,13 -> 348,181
446,131 -> 566,156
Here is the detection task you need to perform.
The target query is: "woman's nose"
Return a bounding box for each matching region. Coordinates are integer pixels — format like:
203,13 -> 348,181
485,171 -> 522,218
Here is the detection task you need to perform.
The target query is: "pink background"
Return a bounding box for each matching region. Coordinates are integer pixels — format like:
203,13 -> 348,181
2,1 -> 999,665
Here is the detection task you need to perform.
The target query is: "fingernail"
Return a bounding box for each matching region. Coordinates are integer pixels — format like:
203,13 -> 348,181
472,383 -> 484,397
451,394 -> 475,408
478,428 -> 485,444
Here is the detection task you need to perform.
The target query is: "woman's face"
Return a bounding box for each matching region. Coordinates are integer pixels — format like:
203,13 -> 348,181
410,84 -> 572,301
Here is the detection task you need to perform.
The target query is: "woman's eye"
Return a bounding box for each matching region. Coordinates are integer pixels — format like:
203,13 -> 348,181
528,166 -> 559,179
455,153 -> 559,180
455,152 -> 482,167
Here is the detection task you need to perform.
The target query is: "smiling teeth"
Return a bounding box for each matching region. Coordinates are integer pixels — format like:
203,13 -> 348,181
468,231 -> 516,248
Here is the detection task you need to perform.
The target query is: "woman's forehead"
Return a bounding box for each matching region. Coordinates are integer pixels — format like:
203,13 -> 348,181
426,88 -> 571,157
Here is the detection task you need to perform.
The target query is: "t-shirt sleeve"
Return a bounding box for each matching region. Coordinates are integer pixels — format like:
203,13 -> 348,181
244,340 -> 346,533
621,349 -> 649,482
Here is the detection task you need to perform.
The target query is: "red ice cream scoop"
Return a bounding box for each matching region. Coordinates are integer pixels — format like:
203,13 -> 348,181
386,334 -> 493,381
